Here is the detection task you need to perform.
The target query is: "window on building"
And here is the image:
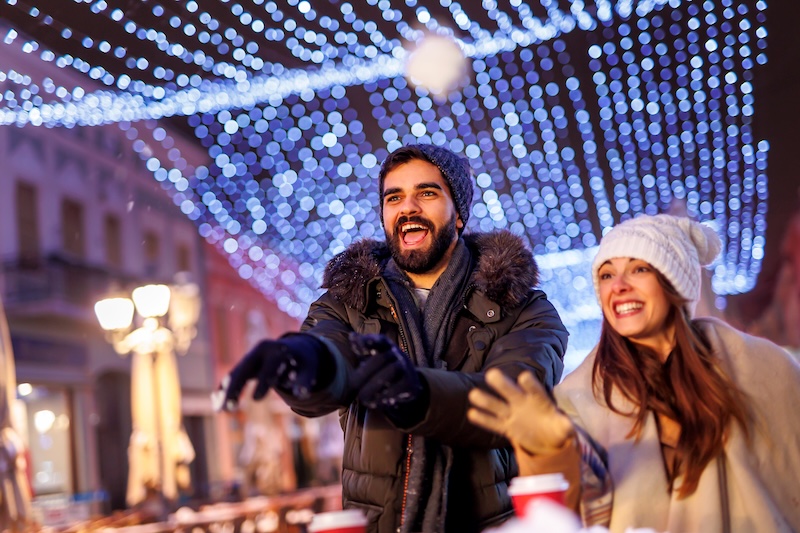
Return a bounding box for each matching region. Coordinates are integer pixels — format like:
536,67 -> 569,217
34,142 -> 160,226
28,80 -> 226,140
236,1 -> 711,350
61,199 -> 85,258
143,230 -> 159,276
176,244 -> 192,273
15,181 -> 40,265
104,214 -> 122,269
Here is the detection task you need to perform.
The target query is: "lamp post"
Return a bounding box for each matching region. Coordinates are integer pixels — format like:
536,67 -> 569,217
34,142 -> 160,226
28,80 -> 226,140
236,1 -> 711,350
94,279 -> 200,512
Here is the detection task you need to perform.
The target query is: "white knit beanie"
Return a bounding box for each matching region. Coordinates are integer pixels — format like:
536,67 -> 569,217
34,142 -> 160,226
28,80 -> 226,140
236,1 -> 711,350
591,214 -> 722,318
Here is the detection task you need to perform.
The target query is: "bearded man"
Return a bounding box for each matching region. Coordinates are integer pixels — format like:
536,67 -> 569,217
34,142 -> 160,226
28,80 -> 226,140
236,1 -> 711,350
219,144 -> 568,533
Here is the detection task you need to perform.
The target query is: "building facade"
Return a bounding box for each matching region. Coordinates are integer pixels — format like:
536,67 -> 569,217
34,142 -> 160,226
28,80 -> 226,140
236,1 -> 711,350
0,34 -> 319,518
0,43 -> 213,515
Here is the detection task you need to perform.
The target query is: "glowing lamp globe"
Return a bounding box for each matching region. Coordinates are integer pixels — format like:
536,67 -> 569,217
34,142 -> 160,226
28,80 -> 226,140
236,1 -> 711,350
132,284 -> 171,319
94,297 -> 135,331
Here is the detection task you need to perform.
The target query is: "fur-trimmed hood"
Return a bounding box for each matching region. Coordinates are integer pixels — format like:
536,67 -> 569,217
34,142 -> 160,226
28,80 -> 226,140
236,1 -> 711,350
322,230 -> 539,311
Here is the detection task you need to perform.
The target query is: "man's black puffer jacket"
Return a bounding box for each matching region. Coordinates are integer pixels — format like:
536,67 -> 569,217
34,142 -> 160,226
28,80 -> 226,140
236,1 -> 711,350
277,230 -> 568,533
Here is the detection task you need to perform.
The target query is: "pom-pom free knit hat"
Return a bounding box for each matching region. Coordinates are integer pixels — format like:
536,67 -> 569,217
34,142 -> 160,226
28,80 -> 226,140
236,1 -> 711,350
591,214 -> 722,317
378,144 -> 474,229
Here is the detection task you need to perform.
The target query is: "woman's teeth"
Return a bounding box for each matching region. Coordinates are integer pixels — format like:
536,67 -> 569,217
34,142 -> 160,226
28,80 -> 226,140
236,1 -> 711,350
615,302 -> 643,314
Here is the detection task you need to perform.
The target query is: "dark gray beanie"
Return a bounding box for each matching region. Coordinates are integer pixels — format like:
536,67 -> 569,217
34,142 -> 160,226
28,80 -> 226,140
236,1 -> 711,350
378,143 -> 474,228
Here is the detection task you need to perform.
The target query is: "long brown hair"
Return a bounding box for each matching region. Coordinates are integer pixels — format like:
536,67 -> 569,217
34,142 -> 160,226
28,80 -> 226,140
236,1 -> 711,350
592,270 -> 749,498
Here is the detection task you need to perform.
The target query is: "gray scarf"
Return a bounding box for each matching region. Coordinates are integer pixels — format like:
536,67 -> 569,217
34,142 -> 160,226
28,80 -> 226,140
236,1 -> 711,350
384,239 -> 473,532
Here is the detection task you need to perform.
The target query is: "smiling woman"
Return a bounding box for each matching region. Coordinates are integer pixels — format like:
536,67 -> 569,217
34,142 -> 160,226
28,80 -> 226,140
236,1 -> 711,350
596,258 -> 673,357
468,214 -> 800,533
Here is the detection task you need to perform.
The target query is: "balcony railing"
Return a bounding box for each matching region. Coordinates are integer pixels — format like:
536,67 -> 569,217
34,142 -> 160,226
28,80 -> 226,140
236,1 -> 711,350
1,255 -> 136,321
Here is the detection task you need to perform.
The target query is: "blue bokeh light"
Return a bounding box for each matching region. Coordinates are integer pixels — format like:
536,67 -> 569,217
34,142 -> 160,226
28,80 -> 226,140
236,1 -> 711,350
1,1 -> 769,347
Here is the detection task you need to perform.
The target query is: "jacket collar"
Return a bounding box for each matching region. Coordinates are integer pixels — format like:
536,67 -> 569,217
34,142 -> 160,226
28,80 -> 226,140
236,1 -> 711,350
322,230 -> 539,312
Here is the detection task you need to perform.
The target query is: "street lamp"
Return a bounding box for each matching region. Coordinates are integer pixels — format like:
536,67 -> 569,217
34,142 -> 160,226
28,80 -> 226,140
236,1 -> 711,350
94,278 -> 200,511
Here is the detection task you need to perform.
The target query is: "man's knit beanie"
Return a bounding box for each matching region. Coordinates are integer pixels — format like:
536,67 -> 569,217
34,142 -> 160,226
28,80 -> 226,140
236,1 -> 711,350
378,144 -> 474,228
591,214 -> 722,318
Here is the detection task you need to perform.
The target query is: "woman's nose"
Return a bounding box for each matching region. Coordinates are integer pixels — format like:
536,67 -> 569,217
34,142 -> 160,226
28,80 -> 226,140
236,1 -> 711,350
611,275 -> 630,292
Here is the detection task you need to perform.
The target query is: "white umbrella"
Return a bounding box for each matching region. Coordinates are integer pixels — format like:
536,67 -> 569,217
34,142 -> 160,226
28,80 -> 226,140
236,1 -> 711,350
0,295 -> 31,529
125,324 -> 194,507
95,281 -> 198,509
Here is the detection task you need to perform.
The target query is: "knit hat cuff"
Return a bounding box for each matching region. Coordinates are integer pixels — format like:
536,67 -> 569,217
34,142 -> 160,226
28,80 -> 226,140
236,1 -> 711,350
592,229 -> 700,316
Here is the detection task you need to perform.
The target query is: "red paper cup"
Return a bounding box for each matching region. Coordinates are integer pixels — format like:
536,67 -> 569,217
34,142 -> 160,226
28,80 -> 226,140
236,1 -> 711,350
307,510 -> 368,533
508,473 -> 569,517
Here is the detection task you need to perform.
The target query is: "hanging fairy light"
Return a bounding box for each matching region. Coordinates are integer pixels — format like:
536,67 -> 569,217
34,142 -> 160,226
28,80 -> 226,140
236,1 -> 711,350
0,0 -> 770,363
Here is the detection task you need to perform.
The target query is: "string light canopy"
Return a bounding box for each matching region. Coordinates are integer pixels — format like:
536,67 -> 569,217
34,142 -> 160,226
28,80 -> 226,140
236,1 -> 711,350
0,0 -> 769,358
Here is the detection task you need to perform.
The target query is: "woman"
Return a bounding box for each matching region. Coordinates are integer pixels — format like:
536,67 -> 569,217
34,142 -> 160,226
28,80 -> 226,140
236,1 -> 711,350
468,214 -> 800,532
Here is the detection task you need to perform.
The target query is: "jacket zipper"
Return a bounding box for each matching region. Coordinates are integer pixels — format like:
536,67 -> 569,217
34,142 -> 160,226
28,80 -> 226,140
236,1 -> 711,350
462,283 -> 476,310
389,303 -> 413,531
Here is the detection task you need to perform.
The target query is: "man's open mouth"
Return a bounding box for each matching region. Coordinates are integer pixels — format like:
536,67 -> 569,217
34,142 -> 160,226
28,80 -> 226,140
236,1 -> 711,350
399,222 -> 430,246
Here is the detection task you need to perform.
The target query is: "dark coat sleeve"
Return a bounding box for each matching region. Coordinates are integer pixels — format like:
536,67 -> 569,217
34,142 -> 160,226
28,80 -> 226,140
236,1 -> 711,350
271,292 -> 361,417
399,292 -> 568,448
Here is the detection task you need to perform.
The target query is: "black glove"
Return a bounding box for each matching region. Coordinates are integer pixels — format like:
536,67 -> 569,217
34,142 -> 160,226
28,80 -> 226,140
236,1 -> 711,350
215,334 -> 331,411
350,333 -> 424,410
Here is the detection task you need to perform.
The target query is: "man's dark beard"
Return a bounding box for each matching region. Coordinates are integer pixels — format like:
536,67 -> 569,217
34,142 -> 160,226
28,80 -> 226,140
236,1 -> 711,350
387,214 -> 457,274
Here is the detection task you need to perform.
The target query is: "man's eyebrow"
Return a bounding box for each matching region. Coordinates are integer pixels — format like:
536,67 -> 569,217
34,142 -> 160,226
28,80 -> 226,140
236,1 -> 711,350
414,182 -> 443,191
382,182 -> 443,198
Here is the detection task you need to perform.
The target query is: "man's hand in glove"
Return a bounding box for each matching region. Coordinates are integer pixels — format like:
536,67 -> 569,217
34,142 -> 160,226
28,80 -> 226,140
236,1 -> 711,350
350,333 -> 425,411
213,334 -> 331,412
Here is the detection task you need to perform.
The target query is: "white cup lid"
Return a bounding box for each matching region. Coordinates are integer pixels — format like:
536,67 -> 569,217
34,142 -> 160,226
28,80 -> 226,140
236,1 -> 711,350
508,473 -> 569,495
308,510 -> 368,531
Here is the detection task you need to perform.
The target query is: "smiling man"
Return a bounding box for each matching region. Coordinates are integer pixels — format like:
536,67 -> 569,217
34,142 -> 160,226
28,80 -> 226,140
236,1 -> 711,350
381,153 -> 466,289
219,144 -> 568,533
383,159 -> 460,281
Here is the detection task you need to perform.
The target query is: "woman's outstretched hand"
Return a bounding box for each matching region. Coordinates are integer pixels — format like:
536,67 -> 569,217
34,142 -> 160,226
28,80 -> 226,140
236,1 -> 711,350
468,368 -> 575,455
